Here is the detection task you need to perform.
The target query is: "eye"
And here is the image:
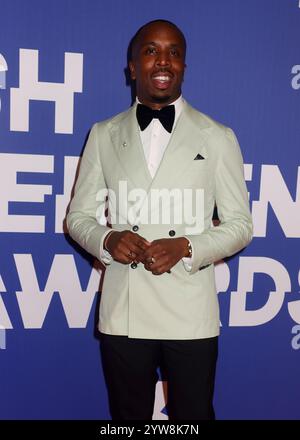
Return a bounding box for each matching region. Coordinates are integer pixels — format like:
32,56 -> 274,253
145,47 -> 157,55
170,48 -> 180,57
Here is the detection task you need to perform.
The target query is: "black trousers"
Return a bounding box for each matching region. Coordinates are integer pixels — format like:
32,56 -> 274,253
99,332 -> 218,420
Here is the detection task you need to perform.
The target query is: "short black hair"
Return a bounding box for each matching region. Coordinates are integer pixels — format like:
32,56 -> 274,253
129,19 -> 186,61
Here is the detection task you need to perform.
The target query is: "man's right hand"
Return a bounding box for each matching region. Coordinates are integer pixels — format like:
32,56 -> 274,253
104,230 -> 150,265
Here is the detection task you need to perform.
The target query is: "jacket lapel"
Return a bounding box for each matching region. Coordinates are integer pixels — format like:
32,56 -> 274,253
108,100 -> 210,194
108,102 -> 152,192
149,101 -> 210,190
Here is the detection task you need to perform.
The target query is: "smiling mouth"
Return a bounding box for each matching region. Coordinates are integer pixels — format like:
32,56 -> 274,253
151,73 -> 173,89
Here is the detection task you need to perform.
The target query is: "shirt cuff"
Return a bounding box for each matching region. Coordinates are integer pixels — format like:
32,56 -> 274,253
181,238 -> 194,272
100,230 -> 114,265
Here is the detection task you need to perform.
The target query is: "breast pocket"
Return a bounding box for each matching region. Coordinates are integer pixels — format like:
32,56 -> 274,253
184,159 -> 212,188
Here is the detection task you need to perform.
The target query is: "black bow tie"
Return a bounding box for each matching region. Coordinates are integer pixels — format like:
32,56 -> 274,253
136,103 -> 175,133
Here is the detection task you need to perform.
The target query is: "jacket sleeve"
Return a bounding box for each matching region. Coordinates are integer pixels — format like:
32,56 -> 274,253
66,123 -> 111,260
187,127 -> 253,275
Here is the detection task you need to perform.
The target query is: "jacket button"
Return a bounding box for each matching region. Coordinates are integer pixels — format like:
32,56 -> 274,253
169,230 -> 176,237
131,262 -> 137,269
132,225 -> 139,232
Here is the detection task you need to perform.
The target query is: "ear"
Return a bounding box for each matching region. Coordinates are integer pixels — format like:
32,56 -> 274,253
129,61 -> 136,80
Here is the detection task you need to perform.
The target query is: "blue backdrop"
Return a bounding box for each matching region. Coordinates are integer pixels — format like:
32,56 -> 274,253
0,0 -> 299,420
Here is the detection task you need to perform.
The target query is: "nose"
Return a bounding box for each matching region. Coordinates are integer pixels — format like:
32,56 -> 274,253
155,50 -> 170,67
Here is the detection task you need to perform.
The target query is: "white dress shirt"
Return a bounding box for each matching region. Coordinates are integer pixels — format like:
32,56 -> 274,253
100,95 -> 193,270
138,95 -> 183,178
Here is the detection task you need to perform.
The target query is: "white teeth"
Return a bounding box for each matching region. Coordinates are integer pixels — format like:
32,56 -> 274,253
153,76 -> 170,81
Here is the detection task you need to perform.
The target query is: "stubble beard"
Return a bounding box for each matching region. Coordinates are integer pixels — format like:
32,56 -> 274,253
150,94 -> 172,104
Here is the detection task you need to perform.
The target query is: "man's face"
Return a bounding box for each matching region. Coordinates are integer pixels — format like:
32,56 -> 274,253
129,22 -> 186,109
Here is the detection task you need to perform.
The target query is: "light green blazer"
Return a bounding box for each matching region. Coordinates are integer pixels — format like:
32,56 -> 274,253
67,101 -> 253,339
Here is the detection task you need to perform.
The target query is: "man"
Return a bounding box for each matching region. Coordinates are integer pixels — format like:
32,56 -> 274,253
67,19 -> 252,420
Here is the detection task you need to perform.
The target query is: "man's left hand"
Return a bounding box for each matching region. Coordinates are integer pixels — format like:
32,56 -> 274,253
143,237 -> 190,275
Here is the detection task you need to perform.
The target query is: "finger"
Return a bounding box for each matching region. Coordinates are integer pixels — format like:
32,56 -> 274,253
136,234 -> 151,244
125,242 -> 150,263
145,255 -> 168,272
123,233 -> 150,252
117,244 -> 137,264
151,259 -> 173,275
143,254 -> 161,269
135,238 -> 151,252
143,246 -> 157,260
144,241 -> 167,258
121,232 -> 148,245
137,253 -> 147,264
151,265 -> 171,275
145,255 -> 157,264
151,269 -> 163,275
131,232 -> 151,243
126,249 -> 136,260
144,255 -> 156,271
